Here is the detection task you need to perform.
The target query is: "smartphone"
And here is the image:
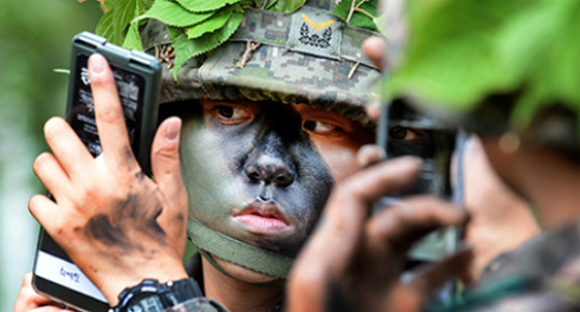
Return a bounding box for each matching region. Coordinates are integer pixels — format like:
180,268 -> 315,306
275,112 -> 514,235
32,32 -> 161,312
376,98 -> 467,262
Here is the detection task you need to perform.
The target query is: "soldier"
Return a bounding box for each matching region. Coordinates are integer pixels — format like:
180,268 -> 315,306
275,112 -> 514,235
287,1 -> 580,311
13,0 -> 421,311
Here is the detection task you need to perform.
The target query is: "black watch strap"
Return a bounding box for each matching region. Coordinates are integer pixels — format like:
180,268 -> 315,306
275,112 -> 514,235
111,278 -> 204,312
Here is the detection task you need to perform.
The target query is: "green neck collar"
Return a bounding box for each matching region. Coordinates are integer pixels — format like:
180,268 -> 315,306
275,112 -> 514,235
188,219 -> 294,287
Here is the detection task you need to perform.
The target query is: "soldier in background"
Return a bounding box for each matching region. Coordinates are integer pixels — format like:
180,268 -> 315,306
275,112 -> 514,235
287,1 -> 580,311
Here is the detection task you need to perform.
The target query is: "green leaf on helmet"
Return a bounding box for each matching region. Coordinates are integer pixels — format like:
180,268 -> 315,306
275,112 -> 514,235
142,0 -> 155,9
176,0 -> 242,13
270,0 -> 306,13
122,1 -> 144,51
170,10 -> 244,80
122,21 -> 145,51
251,0 -> 279,9
112,0 -> 139,46
332,0 -> 380,31
136,0 -> 216,28
96,9 -> 117,44
185,5 -> 236,39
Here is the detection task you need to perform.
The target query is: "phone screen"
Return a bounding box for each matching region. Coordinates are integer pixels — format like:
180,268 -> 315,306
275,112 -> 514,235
33,52 -> 147,311
377,99 -> 459,262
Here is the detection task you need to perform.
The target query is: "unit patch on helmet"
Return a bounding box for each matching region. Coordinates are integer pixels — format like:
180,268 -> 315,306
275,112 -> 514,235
287,6 -> 342,61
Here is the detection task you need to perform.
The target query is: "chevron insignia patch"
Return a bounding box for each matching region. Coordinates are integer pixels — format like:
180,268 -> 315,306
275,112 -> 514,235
287,6 -> 342,60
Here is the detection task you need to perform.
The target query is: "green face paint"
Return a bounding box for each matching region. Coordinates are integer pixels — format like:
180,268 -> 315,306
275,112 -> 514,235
179,100 -> 334,258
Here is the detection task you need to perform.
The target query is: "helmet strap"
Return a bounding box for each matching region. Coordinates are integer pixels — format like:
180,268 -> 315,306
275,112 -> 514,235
188,219 -> 293,288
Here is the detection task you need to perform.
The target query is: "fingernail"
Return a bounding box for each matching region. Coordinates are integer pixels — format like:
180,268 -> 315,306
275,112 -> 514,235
89,54 -> 105,74
166,118 -> 181,142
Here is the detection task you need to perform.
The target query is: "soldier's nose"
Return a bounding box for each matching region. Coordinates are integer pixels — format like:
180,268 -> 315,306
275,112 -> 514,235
244,154 -> 295,188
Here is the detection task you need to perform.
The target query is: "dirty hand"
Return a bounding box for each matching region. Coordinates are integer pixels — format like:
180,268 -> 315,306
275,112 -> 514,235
287,155 -> 471,312
29,54 -> 189,306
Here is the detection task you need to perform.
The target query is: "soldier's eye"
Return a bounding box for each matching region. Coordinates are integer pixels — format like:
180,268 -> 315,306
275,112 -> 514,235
303,120 -> 342,135
212,105 -> 252,125
389,126 -> 423,141
217,106 -> 234,118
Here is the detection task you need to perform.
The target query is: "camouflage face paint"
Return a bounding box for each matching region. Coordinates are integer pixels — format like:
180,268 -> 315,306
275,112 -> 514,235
179,100 -> 334,258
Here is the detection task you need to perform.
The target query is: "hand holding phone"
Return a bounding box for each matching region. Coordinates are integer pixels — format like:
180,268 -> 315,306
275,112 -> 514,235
31,33 -> 189,311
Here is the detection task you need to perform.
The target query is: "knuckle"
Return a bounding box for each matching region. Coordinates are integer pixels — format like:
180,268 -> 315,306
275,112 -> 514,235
99,107 -> 124,125
339,178 -> 364,199
154,145 -> 179,161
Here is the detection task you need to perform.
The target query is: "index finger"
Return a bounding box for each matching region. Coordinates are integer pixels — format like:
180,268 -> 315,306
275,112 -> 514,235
287,157 -> 422,312
88,53 -> 134,164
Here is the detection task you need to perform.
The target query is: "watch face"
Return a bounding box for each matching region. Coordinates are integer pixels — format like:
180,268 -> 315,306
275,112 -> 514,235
116,278 -> 202,312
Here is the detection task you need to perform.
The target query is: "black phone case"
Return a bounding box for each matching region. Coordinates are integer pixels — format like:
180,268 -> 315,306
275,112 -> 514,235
32,32 -> 161,312
376,100 -> 465,262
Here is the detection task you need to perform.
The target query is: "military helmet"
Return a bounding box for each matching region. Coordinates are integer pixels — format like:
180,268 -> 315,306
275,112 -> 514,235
386,0 -> 580,157
120,0 -> 382,281
139,0 -> 382,126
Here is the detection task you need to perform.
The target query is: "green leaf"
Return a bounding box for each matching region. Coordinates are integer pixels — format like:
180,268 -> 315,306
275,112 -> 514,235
185,5 -> 235,39
122,22 -> 144,50
136,0 -> 215,27
332,0 -> 350,20
270,0 -> 306,13
332,0 -> 380,31
142,0 -> 155,9
123,0 -> 145,51
253,0 -> 278,9
112,0 -> 138,45
176,0 -> 242,13
390,0 -> 522,110
169,10 -> 243,79
266,0 -> 278,9
122,2 -> 145,51
137,0 -> 148,12
96,8 -> 117,44
391,0 -> 580,137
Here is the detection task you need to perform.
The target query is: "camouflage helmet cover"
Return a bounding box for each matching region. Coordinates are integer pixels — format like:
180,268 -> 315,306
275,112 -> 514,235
140,0 -> 382,126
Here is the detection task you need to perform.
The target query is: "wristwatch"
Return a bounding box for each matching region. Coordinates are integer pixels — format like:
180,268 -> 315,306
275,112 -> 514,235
110,278 -> 203,312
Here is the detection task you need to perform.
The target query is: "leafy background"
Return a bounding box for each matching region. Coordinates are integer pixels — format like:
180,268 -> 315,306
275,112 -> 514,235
0,1 -> 102,310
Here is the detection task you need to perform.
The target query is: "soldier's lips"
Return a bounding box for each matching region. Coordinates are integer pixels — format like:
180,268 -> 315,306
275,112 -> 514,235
233,201 -> 291,235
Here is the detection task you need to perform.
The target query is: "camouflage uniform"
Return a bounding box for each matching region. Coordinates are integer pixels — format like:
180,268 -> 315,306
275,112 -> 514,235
424,221 -> 580,312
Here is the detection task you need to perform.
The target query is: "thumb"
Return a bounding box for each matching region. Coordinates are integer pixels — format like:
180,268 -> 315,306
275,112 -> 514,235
151,116 -> 186,205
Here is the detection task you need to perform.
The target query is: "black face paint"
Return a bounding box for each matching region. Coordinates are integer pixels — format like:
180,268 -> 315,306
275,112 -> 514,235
179,100 -> 334,258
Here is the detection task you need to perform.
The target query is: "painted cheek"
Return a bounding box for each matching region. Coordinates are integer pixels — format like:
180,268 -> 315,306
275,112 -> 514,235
311,138 -> 360,183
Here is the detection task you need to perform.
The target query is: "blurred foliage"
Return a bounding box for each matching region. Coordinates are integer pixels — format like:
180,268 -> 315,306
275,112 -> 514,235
388,0 -> 580,135
332,0 -> 381,31
0,1 -> 101,308
0,0 -> 102,161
